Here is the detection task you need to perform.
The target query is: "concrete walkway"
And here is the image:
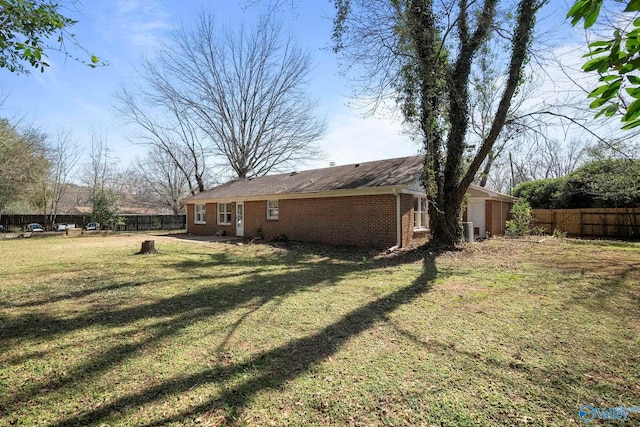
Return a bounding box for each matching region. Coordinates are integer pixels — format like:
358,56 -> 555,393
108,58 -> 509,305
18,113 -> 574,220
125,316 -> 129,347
152,232 -> 242,244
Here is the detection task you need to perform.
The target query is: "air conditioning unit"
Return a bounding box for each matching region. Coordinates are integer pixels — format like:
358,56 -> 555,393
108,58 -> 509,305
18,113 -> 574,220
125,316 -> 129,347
462,221 -> 474,243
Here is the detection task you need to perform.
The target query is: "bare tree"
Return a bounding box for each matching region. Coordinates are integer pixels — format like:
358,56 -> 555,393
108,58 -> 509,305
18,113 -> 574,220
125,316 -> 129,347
81,134 -> 126,229
468,39 -> 542,189
82,133 -> 114,198
334,0 -> 542,246
41,126 -> 81,224
509,137 -> 590,182
115,86 -> 211,194
131,11 -> 325,179
131,147 -> 192,214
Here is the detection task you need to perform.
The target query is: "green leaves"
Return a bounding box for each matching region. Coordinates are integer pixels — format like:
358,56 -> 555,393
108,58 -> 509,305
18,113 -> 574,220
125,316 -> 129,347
568,0 -> 640,129
621,98 -> 640,128
0,0 -> 101,74
514,159 -> 640,208
624,0 -> 640,12
582,56 -> 610,73
566,0 -> 602,28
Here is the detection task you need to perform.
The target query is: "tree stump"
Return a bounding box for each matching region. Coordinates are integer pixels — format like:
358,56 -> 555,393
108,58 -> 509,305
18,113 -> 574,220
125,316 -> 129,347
138,240 -> 158,254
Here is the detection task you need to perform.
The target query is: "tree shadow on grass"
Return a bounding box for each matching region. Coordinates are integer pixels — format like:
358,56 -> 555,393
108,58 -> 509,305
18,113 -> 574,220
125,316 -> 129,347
2,279 -> 148,309
1,244 -> 436,425
0,247 -> 342,343
40,253 -> 438,427
538,240 -> 640,314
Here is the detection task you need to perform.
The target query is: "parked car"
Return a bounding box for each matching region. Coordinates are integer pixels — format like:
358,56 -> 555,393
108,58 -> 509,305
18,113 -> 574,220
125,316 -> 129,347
0,224 -> 4,232
26,223 -> 44,232
85,222 -> 100,230
55,223 -> 77,232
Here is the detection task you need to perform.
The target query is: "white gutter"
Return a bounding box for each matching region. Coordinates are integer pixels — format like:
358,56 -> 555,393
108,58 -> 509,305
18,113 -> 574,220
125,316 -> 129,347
184,185 -> 408,204
389,191 -> 402,251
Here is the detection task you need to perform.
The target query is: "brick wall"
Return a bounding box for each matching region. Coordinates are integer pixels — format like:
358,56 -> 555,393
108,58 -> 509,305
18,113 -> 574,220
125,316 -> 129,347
400,193 -> 414,247
187,193 -> 427,248
246,195 -> 399,247
187,202 -> 235,236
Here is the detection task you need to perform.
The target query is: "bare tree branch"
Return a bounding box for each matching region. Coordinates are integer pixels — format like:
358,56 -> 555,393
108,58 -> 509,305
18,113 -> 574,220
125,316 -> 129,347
130,11 -> 326,179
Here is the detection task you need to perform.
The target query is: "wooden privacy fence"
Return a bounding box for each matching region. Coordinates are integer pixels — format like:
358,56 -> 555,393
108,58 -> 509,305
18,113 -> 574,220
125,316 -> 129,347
532,208 -> 640,238
116,215 -> 186,231
0,214 -> 186,232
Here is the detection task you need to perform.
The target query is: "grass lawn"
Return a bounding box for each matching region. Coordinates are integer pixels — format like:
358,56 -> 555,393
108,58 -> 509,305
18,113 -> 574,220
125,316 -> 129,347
0,233 -> 638,426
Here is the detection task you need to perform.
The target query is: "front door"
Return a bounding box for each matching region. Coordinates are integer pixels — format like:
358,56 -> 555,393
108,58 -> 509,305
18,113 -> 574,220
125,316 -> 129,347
236,202 -> 244,237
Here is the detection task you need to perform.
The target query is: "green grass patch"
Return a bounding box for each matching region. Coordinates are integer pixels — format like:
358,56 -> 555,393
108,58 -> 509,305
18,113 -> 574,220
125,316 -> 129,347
0,234 -> 638,426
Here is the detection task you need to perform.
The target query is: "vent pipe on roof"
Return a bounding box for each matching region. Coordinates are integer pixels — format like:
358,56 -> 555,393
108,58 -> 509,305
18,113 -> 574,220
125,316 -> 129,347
329,161 -> 336,167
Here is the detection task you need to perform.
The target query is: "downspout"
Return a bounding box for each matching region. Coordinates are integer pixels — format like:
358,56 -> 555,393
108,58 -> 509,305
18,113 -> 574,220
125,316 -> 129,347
390,191 -> 402,251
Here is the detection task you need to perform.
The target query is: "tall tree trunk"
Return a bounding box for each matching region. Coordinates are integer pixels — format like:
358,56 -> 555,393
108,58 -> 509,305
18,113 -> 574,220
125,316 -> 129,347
428,0 -> 498,246
195,173 -> 205,193
431,0 -> 538,247
430,192 -> 464,245
331,0 -> 540,248
479,150 -> 495,187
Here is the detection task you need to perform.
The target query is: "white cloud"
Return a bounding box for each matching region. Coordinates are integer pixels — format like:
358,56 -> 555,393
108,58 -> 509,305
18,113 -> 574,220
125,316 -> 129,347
102,1 -> 175,55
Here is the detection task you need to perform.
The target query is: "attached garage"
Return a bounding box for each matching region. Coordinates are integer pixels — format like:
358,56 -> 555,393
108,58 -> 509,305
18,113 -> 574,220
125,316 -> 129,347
464,186 -> 516,238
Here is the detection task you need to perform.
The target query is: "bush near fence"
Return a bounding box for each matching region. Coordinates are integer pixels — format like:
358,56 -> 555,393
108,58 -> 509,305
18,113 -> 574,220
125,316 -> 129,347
532,208 -> 640,239
0,214 -> 186,232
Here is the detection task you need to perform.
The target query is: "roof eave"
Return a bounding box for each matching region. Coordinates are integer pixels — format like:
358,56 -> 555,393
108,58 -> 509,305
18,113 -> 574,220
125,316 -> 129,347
183,185 -> 412,204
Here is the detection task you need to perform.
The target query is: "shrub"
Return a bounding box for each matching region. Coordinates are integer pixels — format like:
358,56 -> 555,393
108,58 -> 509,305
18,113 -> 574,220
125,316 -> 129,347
90,190 -> 124,230
505,200 -> 533,236
514,158 -> 640,209
271,233 -> 288,243
513,178 -> 567,209
553,228 -> 567,238
530,226 -> 546,236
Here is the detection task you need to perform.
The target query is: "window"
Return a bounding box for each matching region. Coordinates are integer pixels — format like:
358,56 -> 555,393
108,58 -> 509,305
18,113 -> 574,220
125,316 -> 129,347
218,203 -> 232,225
414,197 -> 428,230
267,200 -> 279,220
195,204 -> 206,224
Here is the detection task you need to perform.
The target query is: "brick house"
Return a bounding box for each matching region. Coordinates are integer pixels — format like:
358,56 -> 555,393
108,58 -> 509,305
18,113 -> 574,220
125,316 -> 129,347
183,156 -> 515,248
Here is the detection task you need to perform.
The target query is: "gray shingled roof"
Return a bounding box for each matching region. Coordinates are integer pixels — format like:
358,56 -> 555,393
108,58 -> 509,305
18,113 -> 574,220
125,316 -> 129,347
185,155 -> 424,201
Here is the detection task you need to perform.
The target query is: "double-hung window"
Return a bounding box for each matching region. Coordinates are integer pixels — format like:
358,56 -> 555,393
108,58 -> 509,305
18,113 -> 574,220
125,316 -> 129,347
194,204 -> 206,224
217,203 -> 232,225
267,200 -> 279,220
413,197 -> 428,230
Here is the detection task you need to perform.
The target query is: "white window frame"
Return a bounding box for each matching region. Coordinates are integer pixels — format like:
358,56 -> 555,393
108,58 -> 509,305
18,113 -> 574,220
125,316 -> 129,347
414,197 -> 429,230
217,203 -> 232,225
266,200 -> 279,220
194,204 -> 206,224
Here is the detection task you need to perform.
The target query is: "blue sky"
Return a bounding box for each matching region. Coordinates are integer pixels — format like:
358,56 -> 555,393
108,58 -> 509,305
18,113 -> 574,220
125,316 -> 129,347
1,0 -> 590,175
